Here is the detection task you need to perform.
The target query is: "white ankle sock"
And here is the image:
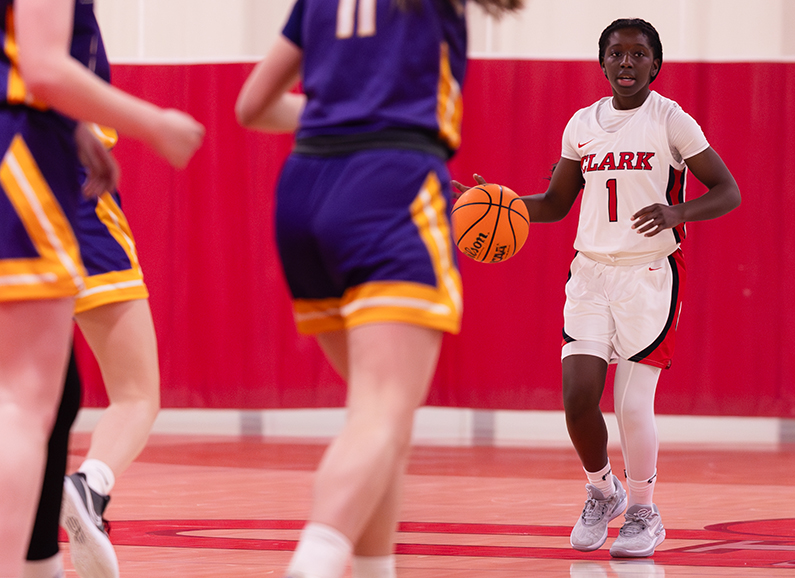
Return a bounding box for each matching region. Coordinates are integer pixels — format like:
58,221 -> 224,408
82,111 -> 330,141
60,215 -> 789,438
22,554 -> 64,578
585,461 -> 614,496
627,471 -> 657,507
287,522 -> 352,578
351,555 -> 396,578
78,459 -> 116,496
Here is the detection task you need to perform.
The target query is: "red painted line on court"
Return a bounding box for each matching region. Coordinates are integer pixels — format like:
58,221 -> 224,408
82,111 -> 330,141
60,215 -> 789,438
61,519 -> 795,569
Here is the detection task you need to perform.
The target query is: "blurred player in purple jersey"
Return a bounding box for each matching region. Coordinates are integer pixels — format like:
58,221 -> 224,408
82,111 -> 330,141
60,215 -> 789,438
455,18 -> 740,559
236,1 -> 522,577
25,3 -> 197,578
0,0 -> 203,576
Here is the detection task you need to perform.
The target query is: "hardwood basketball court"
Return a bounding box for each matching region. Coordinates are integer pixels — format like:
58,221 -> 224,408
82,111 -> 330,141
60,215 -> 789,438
61,428 -> 795,577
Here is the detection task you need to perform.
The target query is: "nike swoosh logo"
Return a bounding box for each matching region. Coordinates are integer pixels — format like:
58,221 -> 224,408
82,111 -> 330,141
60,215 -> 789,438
578,139 -> 594,148
649,267 -> 662,271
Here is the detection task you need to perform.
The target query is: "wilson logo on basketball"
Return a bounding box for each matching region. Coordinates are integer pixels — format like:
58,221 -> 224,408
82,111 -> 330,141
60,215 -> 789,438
463,232 -> 490,259
452,184 -> 529,264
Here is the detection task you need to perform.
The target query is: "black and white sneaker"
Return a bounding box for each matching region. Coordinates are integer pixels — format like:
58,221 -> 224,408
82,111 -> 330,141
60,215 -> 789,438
61,473 -> 119,578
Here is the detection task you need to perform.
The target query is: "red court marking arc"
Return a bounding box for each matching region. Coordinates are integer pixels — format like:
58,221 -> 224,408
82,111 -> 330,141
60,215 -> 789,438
61,519 -> 795,569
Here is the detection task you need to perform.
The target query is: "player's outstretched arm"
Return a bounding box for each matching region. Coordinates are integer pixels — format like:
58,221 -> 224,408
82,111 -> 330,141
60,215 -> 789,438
236,36 -> 305,133
453,159 -> 583,223
632,147 -> 741,237
522,158 -> 585,223
16,0 -> 204,168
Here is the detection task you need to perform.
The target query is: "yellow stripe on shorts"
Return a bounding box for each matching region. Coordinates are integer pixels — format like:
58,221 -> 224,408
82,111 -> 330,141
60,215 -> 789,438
0,135 -> 85,299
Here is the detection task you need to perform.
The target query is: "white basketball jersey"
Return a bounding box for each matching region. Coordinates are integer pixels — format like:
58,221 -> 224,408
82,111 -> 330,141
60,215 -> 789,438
561,91 -> 709,265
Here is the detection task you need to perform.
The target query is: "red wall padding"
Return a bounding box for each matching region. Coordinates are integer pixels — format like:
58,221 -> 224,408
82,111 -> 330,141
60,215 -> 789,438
76,60 -> 795,417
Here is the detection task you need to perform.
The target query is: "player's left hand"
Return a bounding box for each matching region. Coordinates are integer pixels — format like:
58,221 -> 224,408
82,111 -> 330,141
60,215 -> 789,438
75,123 -> 119,198
632,203 -> 684,237
451,173 -> 487,200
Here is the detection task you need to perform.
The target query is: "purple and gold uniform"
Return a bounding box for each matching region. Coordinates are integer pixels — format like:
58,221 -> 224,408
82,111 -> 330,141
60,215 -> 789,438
73,1 -> 149,313
0,0 -> 145,307
69,1 -> 148,313
277,0 -> 465,334
0,0 -> 85,301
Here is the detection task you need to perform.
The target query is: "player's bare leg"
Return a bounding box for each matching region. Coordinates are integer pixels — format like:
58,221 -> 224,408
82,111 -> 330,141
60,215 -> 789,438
74,298 -> 160,477
563,353 -> 627,552
562,354 -> 610,472
63,298 -> 159,578
352,459 -> 406,557
288,323 -> 441,578
0,299 -> 73,578
317,330 -> 348,379
317,329 -> 405,575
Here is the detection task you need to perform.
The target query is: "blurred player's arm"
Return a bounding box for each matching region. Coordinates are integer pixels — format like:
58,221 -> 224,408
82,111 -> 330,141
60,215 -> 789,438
236,36 -> 305,133
17,0 -> 204,168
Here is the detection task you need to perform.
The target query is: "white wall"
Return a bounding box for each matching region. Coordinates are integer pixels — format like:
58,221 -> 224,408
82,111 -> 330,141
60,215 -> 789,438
94,0 -> 795,63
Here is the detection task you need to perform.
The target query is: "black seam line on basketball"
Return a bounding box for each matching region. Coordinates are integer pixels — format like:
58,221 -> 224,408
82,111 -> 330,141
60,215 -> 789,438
458,210 -> 493,245
484,185 -> 502,260
508,198 -> 519,249
462,185 -> 500,261
498,186 -> 514,261
476,184 -> 497,261
509,199 -> 530,225
452,191 -> 497,245
509,209 -> 517,248
453,205 -> 493,242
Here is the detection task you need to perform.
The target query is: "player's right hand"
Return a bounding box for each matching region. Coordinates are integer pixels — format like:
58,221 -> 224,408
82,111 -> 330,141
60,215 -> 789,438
451,173 -> 487,200
75,122 -> 119,198
153,109 -> 206,169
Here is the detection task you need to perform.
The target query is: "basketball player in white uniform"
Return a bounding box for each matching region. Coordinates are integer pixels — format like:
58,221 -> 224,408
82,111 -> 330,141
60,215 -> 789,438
455,18 -> 740,558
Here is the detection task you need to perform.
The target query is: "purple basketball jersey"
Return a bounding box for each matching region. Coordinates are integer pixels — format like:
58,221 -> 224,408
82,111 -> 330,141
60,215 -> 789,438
282,0 -> 467,151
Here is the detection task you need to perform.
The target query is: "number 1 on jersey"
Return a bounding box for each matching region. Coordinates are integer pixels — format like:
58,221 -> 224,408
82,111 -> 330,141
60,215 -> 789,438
337,0 -> 376,38
606,178 -> 618,222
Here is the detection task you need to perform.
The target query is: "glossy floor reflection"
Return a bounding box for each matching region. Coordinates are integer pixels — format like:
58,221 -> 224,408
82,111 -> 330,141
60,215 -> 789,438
61,433 -> 795,577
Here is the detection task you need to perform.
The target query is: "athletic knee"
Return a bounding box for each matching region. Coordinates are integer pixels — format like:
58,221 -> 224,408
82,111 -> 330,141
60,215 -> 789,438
108,393 -> 160,423
139,395 -> 160,421
378,416 -> 414,453
561,353 -> 608,420
615,401 -> 654,432
350,410 -> 413,457
562,381 -> 602,420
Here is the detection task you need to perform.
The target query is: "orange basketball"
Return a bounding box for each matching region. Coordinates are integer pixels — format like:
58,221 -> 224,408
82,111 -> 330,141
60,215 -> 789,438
451,183 -> 529,263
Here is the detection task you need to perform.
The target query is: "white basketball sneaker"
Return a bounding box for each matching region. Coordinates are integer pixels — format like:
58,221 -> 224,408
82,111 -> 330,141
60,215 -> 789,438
609,503 -> 666,558
570,474 -> 628,551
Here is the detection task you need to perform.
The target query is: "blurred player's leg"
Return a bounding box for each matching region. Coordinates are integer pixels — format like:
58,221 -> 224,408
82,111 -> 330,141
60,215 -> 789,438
73,299 -> 159,478
62,298 -> 159,578
287,323 -> 441,578
0,299 -> 73,578
24,348 -> 82,578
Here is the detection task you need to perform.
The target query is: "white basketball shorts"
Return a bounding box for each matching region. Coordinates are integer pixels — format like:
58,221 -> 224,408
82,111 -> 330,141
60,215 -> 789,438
561,250 -> 686,369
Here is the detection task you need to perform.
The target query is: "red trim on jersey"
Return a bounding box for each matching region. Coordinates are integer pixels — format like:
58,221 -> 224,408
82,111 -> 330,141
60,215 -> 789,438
629,249 -> 686,369
666,167 -> 687,244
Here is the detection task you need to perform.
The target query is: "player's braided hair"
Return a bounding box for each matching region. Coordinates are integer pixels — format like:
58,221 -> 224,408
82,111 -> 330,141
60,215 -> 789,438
598,18 -> 663,82
395,0 -> 524,15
